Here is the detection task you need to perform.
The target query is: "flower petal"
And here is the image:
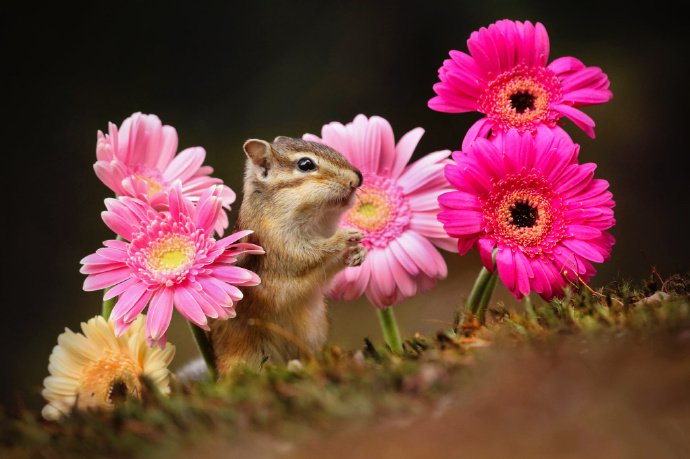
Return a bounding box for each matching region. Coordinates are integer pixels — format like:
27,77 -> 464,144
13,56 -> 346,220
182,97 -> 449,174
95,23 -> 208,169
173,285 -> 209,329
146,288 -> 174,342
163,147 -> 206,183
391,127 -> 424,178
552,104 -> 596,138
83,267 -> 131,291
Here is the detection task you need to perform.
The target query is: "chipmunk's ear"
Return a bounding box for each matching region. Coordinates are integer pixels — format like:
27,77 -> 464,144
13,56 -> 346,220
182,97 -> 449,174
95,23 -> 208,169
243,139 -> 273,178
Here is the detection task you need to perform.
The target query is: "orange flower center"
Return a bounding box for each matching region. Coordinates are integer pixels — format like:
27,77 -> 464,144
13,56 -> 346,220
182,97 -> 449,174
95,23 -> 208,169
480,65 -> 562,132
493,190 -> 553,247
482,171 -> 567,257
76,350 -> 142,410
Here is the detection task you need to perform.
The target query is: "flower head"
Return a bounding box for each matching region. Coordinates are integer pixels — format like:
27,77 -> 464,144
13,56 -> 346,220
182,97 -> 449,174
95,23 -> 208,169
41,315 -> 175,420
428,19 -> 613,148
304,115 -> 456,308
94,112 -> 236,235
81,184 -> 264,346
438,128 -> 615,300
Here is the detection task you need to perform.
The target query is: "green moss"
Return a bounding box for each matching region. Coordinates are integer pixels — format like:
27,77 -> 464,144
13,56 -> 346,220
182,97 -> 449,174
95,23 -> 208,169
2,275 -> 689,459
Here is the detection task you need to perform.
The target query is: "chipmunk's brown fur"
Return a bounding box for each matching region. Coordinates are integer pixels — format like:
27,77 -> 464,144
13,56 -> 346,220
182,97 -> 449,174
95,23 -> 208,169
209,136 -> 366,375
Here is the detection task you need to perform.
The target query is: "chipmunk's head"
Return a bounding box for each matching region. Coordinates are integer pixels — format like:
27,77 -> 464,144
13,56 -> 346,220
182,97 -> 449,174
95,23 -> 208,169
242,136 -> 362,235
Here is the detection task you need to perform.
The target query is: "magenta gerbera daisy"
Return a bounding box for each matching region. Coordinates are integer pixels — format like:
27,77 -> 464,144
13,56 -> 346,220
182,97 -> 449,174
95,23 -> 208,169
94,112 -> 236,235
428,19 -> 613,148
438,128 -> 615,300
304,114 -> 457,309
80,184 -> 264,346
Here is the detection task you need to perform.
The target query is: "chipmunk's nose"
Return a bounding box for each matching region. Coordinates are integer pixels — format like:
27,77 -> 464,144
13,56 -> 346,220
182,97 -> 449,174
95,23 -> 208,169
352,169 -> 363,188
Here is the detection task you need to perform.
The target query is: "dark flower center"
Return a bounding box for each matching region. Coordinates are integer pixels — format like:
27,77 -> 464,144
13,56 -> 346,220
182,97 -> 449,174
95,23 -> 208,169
108,380 -> 129,404
509,91 -> 536,113
510,202 -> 539,228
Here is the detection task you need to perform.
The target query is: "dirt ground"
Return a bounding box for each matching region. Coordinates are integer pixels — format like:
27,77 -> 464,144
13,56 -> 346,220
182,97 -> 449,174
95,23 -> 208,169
186,331 -> 690,459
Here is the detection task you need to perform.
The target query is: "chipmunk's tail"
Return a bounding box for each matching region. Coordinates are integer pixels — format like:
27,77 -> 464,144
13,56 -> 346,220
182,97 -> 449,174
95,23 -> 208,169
175,358 -> 209,384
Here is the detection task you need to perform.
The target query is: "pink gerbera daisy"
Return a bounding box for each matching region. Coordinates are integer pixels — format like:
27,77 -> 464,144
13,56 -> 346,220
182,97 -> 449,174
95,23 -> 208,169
80,184 -> 264,346
438,128 -> 615,300
304,114 -> 457,308
428,19 -> 613,148
94,112 -> 235,235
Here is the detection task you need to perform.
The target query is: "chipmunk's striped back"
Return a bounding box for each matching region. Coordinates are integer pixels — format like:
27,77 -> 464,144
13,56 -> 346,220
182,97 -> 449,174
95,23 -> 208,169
209,136 -> 366,374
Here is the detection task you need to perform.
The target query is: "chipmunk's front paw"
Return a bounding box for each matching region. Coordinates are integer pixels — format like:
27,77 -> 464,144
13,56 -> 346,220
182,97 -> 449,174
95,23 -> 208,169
345,243 -> 367,267
335,228 -> 366,266
341,228 -> 363,245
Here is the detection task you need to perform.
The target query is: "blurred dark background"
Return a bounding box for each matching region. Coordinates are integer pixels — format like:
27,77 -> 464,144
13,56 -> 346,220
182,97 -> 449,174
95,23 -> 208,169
3,1 -> 688,410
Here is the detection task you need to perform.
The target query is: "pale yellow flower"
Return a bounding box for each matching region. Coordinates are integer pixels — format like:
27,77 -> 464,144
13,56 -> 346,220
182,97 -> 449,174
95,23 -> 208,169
41,315 -> 175,420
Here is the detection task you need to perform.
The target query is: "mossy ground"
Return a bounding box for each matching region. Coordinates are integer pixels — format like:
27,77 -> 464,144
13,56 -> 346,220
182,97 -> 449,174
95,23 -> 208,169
2,274 -> 690,459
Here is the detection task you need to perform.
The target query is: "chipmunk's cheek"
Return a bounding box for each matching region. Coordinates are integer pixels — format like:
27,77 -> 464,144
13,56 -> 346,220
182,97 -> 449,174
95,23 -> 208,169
345,189 -> 357,209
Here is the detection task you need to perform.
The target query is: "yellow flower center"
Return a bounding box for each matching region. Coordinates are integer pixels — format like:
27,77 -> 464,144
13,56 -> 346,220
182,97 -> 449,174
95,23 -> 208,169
342,176 -> 411,249
135,175 -> 163,196
147,235 -> 195,274
347,188 -> 394,232
158,249 -> 188,269
76,351 -> 142,410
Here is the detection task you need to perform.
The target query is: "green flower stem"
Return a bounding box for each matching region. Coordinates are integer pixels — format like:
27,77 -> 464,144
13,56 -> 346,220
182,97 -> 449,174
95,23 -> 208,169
377,307 -> 403,354
102,292 -> 116,320
188,322 -> 218,380
466,266 -> 494,316
476,269 -> 498,324
101,235 -> 123,320
466,249 -> 499,324
524,294 -> 538,324
523,294 -> 533,311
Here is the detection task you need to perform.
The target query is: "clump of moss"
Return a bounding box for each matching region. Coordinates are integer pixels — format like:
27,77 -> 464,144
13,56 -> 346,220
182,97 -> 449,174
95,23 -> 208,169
492,275 -> 690,340
2,274 -> 689,459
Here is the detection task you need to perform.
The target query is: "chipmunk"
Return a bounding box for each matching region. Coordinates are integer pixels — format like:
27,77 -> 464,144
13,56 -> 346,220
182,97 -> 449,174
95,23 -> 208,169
209,136 -> 366,375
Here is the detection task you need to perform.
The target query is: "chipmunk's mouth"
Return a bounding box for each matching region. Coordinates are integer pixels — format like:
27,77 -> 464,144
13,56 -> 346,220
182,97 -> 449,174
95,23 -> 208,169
328,189 -> 357,209
345,189 -> 357,208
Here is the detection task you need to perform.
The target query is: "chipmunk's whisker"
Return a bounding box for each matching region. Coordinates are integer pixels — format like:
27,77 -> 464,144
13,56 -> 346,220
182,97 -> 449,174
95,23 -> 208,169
354,190 -> 365,205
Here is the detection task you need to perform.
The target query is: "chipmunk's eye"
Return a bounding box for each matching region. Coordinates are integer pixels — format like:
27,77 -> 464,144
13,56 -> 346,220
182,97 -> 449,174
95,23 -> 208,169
297,157 -> 316,172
